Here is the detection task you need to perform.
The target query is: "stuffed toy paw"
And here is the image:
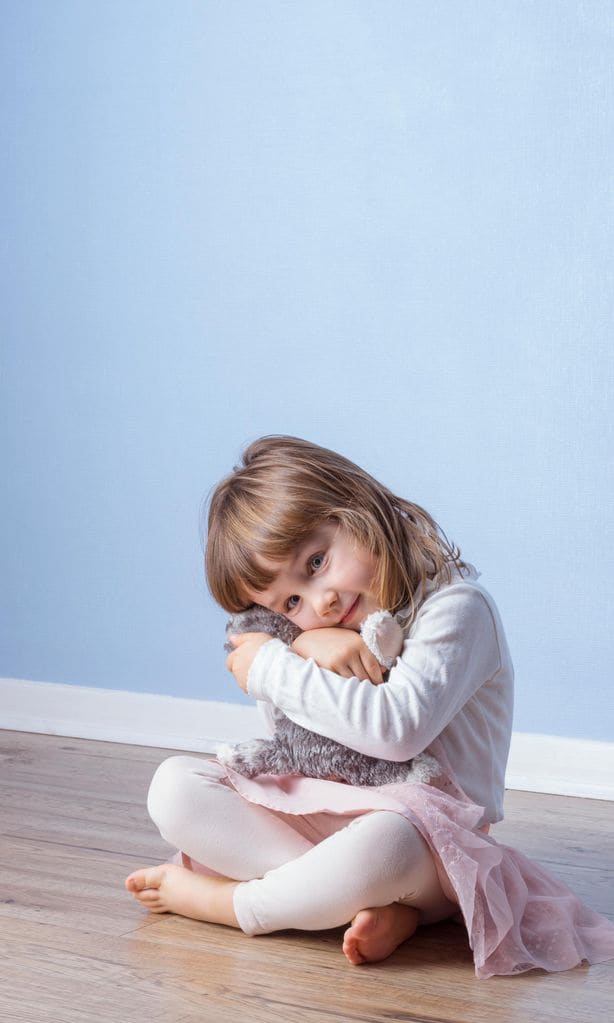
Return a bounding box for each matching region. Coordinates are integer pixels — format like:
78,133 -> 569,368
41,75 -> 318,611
217,606 -> 440,787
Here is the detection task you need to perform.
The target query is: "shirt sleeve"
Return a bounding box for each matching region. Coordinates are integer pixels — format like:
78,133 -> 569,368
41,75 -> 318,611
247,586 -> 502,760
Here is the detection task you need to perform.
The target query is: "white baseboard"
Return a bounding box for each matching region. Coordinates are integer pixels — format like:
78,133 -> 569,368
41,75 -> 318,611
1,676 -> 613,801
0,676 -> 258,753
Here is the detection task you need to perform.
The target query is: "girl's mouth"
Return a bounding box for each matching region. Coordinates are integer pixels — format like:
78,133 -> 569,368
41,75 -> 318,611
340,596 -> 359,625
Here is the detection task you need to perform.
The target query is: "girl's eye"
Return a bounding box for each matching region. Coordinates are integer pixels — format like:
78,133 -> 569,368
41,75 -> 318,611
310,553 -> 325,572
286,595 -> 300,611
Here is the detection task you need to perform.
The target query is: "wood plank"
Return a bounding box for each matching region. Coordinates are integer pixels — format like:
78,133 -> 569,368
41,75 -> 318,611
4,915 -> 613,1023
1,729 -> 613,1023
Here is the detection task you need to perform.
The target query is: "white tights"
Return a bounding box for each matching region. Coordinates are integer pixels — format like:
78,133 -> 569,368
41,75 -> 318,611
147,755 -> 458,936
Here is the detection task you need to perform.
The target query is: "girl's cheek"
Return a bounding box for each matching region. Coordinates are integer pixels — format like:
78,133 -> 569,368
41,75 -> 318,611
296,611 -> 317,631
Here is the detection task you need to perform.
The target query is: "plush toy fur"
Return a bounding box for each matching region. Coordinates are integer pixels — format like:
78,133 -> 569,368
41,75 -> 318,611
217,605 -> 440,787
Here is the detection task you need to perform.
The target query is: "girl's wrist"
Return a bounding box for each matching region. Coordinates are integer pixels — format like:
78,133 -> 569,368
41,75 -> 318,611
246,637 -> 286,698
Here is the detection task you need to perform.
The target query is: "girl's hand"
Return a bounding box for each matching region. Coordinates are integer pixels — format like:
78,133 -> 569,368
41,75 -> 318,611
291,628 -> 385,685
226,632 -> 273,693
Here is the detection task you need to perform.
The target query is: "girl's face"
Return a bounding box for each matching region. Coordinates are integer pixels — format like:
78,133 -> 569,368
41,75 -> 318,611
248,523 -> 380,632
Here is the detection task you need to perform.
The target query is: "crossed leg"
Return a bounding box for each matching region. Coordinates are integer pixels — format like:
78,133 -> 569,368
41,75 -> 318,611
125,756 -> 457,963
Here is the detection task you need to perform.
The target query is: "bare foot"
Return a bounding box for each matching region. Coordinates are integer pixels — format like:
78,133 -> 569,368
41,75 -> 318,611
342,904 -> 419,965
124,863 -> 239,927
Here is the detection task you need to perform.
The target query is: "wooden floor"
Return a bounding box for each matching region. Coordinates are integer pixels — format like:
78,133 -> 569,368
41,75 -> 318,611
1,731 -> 613,1023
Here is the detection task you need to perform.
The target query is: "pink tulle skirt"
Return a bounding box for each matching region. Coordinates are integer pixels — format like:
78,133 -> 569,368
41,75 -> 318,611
177,764 -> 614,979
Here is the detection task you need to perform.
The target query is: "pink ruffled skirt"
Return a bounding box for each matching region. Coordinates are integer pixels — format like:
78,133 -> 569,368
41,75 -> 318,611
178,764 -> 614,979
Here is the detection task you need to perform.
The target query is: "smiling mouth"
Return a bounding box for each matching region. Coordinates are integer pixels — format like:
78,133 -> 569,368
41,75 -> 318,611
340,597 -> 359,625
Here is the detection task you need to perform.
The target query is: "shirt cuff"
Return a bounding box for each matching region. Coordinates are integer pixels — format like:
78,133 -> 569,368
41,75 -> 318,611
246,638 -> 287,699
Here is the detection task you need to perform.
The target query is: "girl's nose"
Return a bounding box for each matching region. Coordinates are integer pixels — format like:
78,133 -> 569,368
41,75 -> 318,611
314,588 -> 338,619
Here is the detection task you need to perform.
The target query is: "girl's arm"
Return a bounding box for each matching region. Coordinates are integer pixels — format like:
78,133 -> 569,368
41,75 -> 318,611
244,586 -> 502,761
226,628 -> 385,689
291,628 -> 385,684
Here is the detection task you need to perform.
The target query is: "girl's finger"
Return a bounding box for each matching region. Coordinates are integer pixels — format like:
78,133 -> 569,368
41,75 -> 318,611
228,631 -> 271,646
347,657 -> 369,682
344,656 -> 363,680
337,660 -> 357,679
359,653 -> 384,685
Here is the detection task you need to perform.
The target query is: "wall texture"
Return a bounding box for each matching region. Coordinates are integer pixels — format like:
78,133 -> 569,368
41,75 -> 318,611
2,1 -> 613,741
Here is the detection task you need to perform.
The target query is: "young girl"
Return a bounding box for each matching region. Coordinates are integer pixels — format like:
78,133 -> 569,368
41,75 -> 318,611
125,436 -> 614,978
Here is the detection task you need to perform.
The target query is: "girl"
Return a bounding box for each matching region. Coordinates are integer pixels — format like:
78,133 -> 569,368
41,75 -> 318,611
125,436 -> 614,978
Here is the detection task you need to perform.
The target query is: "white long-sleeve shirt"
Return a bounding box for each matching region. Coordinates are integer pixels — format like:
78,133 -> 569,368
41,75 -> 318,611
247,565 -> 514,824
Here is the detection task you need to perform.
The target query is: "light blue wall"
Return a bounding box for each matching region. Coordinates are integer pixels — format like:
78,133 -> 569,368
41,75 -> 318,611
2,1 -> 613,741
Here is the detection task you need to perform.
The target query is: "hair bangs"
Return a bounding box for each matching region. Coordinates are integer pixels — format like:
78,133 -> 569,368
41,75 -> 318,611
206,480 -> 323,611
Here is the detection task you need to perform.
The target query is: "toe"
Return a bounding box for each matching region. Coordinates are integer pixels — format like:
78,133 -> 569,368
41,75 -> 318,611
342,929 -> 366,965
135,889 -> 161,904
125,871 -> 145,892
344,945 -> 366,966
132,891 -> 167,914
349,908 -> 378,939
125,867 -> 164,892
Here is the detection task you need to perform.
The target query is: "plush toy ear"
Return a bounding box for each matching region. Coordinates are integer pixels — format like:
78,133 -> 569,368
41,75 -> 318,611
360,611 -> 405,669
225,605 -> 302,650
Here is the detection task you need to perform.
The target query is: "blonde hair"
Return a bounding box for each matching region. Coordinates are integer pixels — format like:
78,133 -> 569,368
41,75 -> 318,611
205,435 -> 467,625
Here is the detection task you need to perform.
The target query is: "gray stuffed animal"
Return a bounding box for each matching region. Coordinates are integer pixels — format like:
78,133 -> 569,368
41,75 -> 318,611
217,605 -> 440,787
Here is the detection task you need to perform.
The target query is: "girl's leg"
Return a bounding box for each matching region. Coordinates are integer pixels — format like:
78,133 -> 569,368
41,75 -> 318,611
145,755 -> 316,877
233,809 -> 457,937
126,754 -> 323,927
128,757 -> 456,961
